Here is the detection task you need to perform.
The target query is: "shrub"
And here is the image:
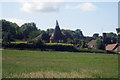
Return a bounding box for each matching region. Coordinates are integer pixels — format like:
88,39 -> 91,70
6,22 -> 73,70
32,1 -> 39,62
77,48 -> 106,53
11,42 -> 27,44
106,50 -> 117,54
44,43 -> 77,51
32,38 -> 44,48
3,43 -> 33,50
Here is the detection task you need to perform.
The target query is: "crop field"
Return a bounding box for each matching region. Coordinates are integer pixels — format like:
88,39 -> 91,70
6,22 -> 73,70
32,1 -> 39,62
2,50 -> 118,78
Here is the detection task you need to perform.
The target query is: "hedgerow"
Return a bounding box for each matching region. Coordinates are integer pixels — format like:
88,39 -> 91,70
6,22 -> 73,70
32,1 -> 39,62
3,43 -> 33,50
2,42 -> 77,51
10,42 -> 27,44
2,41 -> 117,54
44,43 -> 76,51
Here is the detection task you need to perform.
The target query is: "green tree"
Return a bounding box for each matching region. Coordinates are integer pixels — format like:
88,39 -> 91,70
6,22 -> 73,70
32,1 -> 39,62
0,20 -> 19,39
95,38 -> 105,50
28,30 -> 41,40
116,28 -> 120,43
79,40 -> 88,48
3,32 -> 14,43
74,29 -> 84,39
33,38 -> 44,48
1,19 -> 19,41
67,38 -> 73,44
20,22 -> 38,40
62,30 -> 73,42
106,32 -> 117,44
93,33 -> 99,40
46,28 -> 54,34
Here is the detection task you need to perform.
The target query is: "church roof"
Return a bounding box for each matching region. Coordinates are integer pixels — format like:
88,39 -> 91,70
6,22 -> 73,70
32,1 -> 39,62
50,20 -> 64,40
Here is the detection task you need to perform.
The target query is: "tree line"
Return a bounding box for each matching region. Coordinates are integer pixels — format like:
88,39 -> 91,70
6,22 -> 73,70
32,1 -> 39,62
1,19 -> 118,50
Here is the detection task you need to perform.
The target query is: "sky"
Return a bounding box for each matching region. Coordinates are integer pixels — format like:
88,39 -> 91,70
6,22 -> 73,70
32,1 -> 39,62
1,1 -> 118,36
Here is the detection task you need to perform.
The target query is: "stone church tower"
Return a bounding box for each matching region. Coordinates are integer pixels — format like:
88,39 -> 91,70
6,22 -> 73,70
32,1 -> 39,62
50,20 -> 64,43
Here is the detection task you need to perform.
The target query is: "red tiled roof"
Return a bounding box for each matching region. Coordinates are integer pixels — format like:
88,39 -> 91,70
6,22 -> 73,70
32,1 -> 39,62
88,40 -> 96,48
114,46 -> 120,52
106,43 -> 118,51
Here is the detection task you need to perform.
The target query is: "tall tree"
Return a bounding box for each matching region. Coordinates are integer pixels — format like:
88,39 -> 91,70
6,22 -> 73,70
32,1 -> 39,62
116,28 -> 120,43
93,33 -> 99,40
20,22 -> 37,40
1,19 -> 19,41
62,30 -> 73,42
74,29 -> 84,39
95,38 -> 105,50
106,32 -> 117,44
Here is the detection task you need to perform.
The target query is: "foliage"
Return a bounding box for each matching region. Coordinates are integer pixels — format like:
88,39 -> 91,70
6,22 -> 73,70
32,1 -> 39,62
46,43 -> 73,46
3,38 -> 44,50
45,43 -> 76,51
95,38 -> 105,50
1,19 -> 19,42
79,40 -> 88,48
117,35 -> 120,43
31,38 -> 44,48
2,43 -> 33,50
3,41 -> 118,54
66,38 -> 73,44
116,28 -> 120,33
93,33 -> 99,40
28,30 -> 41,40
1,19 -> 117,48
20,22 -> 38,39
11,41 -> 27,44
0,22 -> 2,39
116,28 -> 120,43
106,32 -> 117,44
62,30 -> 73,42
84,36 -> 93,43
46,28 -> 54,34
2,32 -> 15,43
0,39 -> 1,44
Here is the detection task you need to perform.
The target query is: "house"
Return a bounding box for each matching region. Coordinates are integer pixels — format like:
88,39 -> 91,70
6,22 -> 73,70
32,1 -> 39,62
105,43 -> 118,52
88,40 -> 96,48
50,20 -> 64,43
114,46 -> 120,53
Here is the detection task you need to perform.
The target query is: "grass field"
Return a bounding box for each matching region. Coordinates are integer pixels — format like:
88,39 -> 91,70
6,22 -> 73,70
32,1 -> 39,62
0,39 -> 2,44
2,50 -> 118,78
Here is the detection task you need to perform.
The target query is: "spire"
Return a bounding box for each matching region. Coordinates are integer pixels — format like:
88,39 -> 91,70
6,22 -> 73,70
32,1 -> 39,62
56,20 -> 59,26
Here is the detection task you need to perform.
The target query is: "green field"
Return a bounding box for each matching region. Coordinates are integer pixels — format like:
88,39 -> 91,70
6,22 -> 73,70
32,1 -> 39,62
2,50 -> 118,78
0,39 -> 2,44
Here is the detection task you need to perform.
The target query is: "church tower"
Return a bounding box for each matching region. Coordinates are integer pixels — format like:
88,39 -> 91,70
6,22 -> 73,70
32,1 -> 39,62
50,20 -> 64,43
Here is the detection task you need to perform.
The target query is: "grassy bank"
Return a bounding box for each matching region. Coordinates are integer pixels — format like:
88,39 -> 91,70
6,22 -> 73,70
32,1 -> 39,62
2,50 -> 118,78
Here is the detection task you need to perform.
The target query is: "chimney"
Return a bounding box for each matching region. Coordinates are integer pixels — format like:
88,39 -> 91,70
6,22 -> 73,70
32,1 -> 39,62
102,33 -> 106,39
102,33 -> 106,44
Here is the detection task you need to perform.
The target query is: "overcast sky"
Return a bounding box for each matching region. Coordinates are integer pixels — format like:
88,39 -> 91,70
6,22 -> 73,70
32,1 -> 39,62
1,0 -> 118,36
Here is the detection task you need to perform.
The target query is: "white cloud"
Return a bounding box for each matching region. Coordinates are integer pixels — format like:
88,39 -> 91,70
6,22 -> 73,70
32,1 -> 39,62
19,0 -> 69,13
5,18 -> 28,26
19,0 -> 96,13
65,3 -> 97,11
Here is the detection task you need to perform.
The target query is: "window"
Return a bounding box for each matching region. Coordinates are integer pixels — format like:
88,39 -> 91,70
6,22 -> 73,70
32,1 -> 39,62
59,40 -> 64,43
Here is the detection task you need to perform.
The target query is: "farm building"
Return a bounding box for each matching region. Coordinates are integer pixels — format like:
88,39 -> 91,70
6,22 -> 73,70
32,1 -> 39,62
50,20 -> 64,43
